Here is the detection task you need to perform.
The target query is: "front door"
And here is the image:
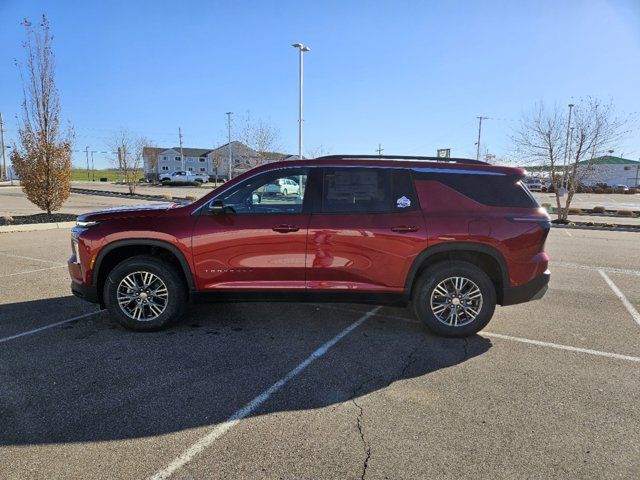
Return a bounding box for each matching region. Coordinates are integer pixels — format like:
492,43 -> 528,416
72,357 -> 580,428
192,168 -> 311,291
306,167 -> 427,292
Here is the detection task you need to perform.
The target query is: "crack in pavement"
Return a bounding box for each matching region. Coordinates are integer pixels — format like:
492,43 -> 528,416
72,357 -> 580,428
348,344 -> 425,480
352,397 -> 371,480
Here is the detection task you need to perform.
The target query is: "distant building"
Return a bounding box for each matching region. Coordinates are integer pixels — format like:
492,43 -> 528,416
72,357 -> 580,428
523,155 -> 640,187
579,156 -> 640,187
142,141 -> 295,181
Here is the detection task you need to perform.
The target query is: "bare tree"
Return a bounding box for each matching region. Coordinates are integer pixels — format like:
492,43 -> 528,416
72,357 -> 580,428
10,16 -> 73,215
307,144 -> 332,159
109,129 -> 147,194
211,149 -> 225,183
512,99 -> 626,221
239,112 -> 281,168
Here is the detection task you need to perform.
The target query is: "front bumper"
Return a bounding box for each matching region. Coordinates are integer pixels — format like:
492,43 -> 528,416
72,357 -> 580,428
501,270 -> 550,306
70,280 -> 100,304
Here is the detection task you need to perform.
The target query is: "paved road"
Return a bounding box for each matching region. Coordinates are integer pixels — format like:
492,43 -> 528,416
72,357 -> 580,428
0,185 -> 166,216
0,228 -> 639,479
533,191 -> 640,210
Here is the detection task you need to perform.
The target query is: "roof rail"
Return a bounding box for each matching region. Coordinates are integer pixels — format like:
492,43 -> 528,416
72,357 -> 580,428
315,154 -> 489,165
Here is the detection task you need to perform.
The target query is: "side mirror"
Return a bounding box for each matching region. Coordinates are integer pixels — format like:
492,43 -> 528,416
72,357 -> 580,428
210,199 -> 225,214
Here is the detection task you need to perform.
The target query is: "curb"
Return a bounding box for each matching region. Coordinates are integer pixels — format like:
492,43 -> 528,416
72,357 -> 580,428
70,187 -> 192,204
551,223 -> 640,233
0,221 -> 76,233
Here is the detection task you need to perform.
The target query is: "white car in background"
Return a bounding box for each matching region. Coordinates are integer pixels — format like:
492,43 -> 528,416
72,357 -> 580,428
159,171 -> 208,184
263,178 -> 300,196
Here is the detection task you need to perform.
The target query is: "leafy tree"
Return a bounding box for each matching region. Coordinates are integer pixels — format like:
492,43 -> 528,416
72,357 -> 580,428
11,16 -> 73,215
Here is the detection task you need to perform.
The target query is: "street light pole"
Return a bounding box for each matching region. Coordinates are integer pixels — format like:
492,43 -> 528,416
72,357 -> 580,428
563,103 -> 575,189
226,112 -> 233,181
475,116 -> 488,161
292,43 -> 310,159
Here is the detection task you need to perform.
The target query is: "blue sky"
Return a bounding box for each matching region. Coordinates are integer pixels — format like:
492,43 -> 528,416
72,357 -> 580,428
0,0 -> 639,169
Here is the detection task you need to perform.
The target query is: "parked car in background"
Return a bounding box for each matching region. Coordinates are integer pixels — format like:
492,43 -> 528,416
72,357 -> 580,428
69,155 -> 550,337
159,171 -> 208,184
263,178 -> 300,196
616,184 -> 629,192
524,179 -> 543,191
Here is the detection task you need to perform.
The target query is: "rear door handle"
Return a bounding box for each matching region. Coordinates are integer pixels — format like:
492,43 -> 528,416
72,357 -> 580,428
391,225 -> 419,233
272,225 -> 300,233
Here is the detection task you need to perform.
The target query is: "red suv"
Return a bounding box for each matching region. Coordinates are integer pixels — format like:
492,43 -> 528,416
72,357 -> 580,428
69,155 -> 550,337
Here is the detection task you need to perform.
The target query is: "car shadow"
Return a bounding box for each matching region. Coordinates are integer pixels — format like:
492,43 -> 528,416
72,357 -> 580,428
0,297 -> 492,446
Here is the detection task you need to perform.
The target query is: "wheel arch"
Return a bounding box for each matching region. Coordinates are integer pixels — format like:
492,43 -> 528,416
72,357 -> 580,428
92,239 -> 195,306
405,242 -> 509,304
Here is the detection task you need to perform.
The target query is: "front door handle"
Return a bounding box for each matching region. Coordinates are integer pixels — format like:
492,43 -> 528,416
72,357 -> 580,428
391,225 -> 419,233
272,225 -> 300,233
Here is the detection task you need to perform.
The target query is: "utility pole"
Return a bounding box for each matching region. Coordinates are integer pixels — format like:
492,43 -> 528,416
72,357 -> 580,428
0,112 -> 7,181
563,103 -> 575,189
292,43 -> 310,159
376,144 -> 384,157
178,127 -> 185,171
90,151 -> 96,181
85,146 -> 90,180
226,112 -> 233,180
475,116 -> 488,161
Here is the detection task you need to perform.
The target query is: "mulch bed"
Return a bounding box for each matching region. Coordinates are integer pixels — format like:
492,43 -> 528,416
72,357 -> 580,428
0,213 -> 77,226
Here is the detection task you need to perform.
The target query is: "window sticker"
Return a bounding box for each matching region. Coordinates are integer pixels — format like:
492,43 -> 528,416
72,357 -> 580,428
397,196 -> 411,208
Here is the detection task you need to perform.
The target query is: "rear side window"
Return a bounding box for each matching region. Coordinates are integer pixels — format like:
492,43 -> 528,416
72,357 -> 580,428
320,168 -> 418,213
321,168 -> 391,213
415,172 -> 538,208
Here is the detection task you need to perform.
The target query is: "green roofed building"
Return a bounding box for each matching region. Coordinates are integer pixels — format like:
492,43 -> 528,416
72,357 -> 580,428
523,155 -> 640,187
579,156 -> 640,187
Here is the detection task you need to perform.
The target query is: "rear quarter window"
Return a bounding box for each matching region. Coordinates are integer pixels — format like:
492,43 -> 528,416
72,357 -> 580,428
415,172 -> 538,208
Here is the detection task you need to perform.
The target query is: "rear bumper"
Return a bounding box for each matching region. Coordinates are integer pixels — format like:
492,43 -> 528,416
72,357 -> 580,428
501,270 -> 550,306
71,281 -> 100,304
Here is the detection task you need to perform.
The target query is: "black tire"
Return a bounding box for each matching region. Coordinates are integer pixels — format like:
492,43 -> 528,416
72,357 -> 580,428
104,255 -> 187,331
412,261 -> 496,337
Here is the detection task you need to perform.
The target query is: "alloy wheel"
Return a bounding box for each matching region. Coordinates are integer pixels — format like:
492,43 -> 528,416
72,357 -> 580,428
430,276 -> 483,327
116,271 -> 169,321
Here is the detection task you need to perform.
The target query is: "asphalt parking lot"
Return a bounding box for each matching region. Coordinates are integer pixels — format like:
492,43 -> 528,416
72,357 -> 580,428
1,228 -> 639,479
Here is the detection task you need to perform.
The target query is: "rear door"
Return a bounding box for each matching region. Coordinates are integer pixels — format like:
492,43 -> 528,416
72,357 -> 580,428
306,167 -> 428,292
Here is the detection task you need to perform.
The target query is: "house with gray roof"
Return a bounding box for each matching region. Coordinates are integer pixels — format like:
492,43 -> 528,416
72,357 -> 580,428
143,142 -> 294,181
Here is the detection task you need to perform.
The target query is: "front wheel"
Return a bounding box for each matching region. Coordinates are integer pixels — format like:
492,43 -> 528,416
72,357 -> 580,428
412,261 -> 496,337
104,255 -> 187,331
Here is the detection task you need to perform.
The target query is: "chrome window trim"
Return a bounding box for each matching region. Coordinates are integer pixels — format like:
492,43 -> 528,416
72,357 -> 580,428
192,164 -> 506,215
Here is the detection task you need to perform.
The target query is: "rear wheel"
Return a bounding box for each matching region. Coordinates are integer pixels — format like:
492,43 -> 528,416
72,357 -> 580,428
412,261 -> 496,337
104,255 -> 187,331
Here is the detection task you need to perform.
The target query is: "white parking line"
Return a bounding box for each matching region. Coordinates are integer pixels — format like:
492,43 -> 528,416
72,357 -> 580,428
599,270 -> 640,328
0,311 -> 100,345
0,251 -> 64,265
316,305 -> 640,364
564,230 -> 572,237
553,261 -> 640,277
483,332 -> 640,363
0,265 -> 66,278
149,306 -> 381,480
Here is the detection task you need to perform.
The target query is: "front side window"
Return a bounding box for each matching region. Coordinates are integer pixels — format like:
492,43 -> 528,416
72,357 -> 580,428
216,168 -> 308,215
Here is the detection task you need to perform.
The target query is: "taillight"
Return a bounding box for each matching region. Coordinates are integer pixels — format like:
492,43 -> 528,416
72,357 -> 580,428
506,216 -> 551,253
